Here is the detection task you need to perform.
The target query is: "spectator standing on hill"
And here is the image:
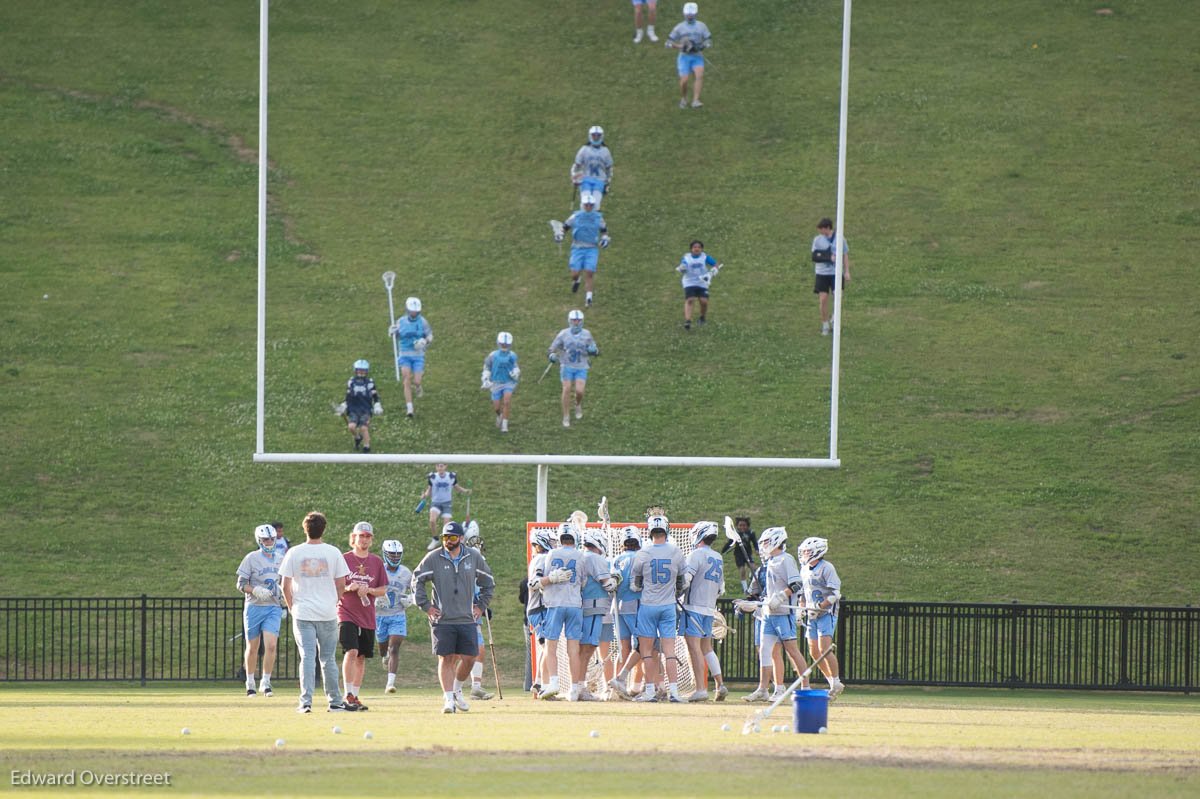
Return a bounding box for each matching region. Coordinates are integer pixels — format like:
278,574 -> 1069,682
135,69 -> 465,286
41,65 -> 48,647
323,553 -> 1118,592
666,3 -> 711,109
338,522 -> 387,711
811,217 -> 851,336
279,511 -> 355,713
675,239 -> 722,329
417,463 -> 472,551
632,0 -> 659,44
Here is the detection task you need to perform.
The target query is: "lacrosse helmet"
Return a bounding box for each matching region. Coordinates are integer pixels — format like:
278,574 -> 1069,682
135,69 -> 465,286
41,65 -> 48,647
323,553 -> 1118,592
254,524 -> 277,554
582,530 -> 606,555
530,528 -> 555,552
353,359 -> 370,376
382,539 -> 404,567
581,192 -> 598,207
496,331 -> 513,348
556,521 -> 576,545
798,536 -> 829,567
621,525 -> 642,549
646,515 -> 670,536
588,125 -> 604,147
464,520 -> 483,551
683,2 -> 698,18
757,526 -> 788,555
567,309 -> 584,330
405,296 -> 422,316
690,520 -> 719,547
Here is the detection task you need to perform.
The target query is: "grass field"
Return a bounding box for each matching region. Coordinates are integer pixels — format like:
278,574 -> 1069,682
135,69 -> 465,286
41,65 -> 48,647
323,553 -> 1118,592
1,684 -> 1198,797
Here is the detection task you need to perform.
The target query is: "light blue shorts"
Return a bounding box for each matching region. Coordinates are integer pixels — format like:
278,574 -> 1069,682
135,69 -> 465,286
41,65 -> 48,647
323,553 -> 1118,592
762,613 -> 798,642
569,247 -> 599,272
243,604 -> 282,641
560,366 -> 588,383
636,604 -> 677,639
543,606 -> 583,641
580,615 -> 605,646
477,623 -> 485,647
753,615 -> 762,646
618,612 -> 639,644
490,384 -> 514,401
527,608 -> 547,637
631,0 -> 655,6
681,610 -> 714,638
375,613 -> 408,642
397,354 -> 425,373
805,613 -> 837,640
677,52 -> 704,76
580,178 -> 606,198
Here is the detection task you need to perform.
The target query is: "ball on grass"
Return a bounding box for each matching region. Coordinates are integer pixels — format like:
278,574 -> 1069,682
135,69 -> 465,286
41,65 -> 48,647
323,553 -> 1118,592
180,727 -> 190,736
770,725 -> 781,733
363,731 -> 374,740
43,295 -> 49,300
781,725 -> 791,733
331,726 -> 342,735
720,723 -> 731,732
752,724 -> 761,733
589,730 -> 599,738
818,726 -> 828,734
274,738 -> 285,748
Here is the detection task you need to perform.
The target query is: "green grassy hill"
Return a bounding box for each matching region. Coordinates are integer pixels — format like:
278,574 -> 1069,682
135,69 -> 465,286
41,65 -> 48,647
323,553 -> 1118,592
2,0 -> 1197,649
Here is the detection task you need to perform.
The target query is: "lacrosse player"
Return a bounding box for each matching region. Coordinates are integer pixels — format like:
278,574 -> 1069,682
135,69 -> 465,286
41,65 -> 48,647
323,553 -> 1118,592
733,556 -> 783,701
388,296 -> 433,417
270,520 -> 290,559
482,332 -> 519,433
535,524 -> 605,701
675,240 -> 723,329
720,516 -> 756,592
418,464 -> 472,551
548,310 -> 599,428
338,522 -> 388,710
608,527 -> 646,699
578,531 -> 619,701
334,360 -> 381,453
632,0 -> 659,43
236,524 -> 284,697
681,521 -> 728,701
412,521 -> 495,714
811,218 -> 851,336
799,537 -> 844,699
526,527 -> 556,697
555,195 -> 609,307
756,526 -> 814,700
666,3 -> 712,109
376,539 -> 413,694
571,126 -> 614,210
630,515 -> 688,702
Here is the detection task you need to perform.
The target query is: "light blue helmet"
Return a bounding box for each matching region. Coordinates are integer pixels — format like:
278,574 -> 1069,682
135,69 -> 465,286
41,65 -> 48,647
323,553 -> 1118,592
353,359 -> 369,375
588,125 -> 604,147
530,528 -> 555,552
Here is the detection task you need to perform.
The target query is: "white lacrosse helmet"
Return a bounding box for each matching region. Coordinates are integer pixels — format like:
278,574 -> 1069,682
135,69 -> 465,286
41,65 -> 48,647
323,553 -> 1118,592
582,530 -> 606,555
382,539 -> 403,567
621,525 -> 641,548
254,524 -> 276,552
405,296 -> 421,314
683,2 -> 698,18
556,521 -> 575,545
464,520 -> 482,550
497,331 -> 513,348
353,359 -> 369,374
567,309 -> 584,328
798,536 -> 829,567
757,526 -> 788,555
646,515 -> 670,535
530,528 -> 555,552
588,125 -> 604,146
581,192 -> 598,207
690,520 -> 719,547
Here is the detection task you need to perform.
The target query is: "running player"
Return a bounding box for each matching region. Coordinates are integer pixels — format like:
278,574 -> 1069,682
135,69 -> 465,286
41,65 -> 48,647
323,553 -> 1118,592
376,539 -> 413,694
674,240 -> 723,329
570,126 -> 613,210
481,332 -> 519,433
555,195 -> 610,307
335,360 -> 381,453
547,310 -> 599,428
418,464 -> 472,551
389,296 -> 433,418
666,3 -> 712,109
680,521 -> 727,701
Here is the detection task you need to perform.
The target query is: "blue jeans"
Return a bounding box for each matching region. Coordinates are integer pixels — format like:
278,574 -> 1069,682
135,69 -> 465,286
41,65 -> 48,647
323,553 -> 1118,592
293,618 -> 343,707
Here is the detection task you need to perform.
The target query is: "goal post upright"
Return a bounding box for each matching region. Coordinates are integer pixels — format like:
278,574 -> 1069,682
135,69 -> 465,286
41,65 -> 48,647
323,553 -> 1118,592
830,0 -> 852,462
255,0 -> 269,457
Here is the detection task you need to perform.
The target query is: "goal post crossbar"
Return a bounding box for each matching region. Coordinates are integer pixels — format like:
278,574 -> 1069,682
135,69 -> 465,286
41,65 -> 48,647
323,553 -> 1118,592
252,453 -> 840,468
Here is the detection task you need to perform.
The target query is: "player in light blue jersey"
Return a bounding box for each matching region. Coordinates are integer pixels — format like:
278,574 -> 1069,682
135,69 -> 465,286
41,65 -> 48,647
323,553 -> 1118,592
811,217 -> 851,336
236,525 -> 284,697
270,521 -> 290,560
578,532 -> 620,701
666,3 -> 712,109
376,539 -> 414,694
557,194 -> 609,307
632,0 -> 659,43
571,126 -> 614,210
526,528 -> 555,697
608,527 -> 647,699
680,521 -> 728,701
630,515 -> 688,702
481,332 -> 519,434
547,310 -> 599,429
799,536 -> 844,699
388,296 -> 434,418
675,240 -> 723,330
756,526 -> 816,701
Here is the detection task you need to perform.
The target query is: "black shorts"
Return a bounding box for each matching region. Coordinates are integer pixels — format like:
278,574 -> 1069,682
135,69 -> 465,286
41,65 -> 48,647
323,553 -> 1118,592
684,285 -> 709,299
347,411 -> 371,426
813,273 -> 839,294
732,544 -> 753,568
431,623 -> 479,657
339,622 -> 376,658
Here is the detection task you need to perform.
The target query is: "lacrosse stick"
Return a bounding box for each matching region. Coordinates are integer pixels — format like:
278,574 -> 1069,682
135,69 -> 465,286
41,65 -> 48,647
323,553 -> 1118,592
702,53 -> 717,71
741,641 -> 835,734
381,271 -> 400,382
464,480 -> 472,524
538,348 -> 564,384
568,509 -> 588,539
597,496 -> 611,552
712,609 -> 732,641
725,514 -> 756,567
549,220 -> 564,256
483,610 -> 504,700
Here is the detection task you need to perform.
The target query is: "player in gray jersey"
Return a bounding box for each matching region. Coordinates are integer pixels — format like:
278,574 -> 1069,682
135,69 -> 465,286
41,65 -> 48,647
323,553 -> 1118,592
548,310 -> 599,429
571,126 -> 614,210
526,528 -> 555,697
666,3 -> 712,109
607,528 -> 648,700
376,539 -> 414,694
236,525 -> 284,697
578,533 -> 619,701
799,536 -> 844,699
630,516 -> 688,702
680,522 -> 728,701
533,527 -> 605,701
756,526 -> 816,700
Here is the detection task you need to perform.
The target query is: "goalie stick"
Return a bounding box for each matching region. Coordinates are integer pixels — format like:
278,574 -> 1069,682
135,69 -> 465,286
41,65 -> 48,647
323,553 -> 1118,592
381,270 -> 400,382
741,641 -> 836,734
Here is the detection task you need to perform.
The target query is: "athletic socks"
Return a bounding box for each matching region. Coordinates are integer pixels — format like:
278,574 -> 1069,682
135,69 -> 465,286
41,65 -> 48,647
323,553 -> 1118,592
452,678 -> 465,694
444,690 -> 454,701
704,651 -> 722,677
406,402 -> 414,414
246,676 -> 256,690
547,676 -> 559,693
386,674 -> 396,688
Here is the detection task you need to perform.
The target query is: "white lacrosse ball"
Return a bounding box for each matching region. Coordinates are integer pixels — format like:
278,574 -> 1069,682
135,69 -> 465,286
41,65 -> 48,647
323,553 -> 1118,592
781,725 -> 791,733
274,738 -> 285,748
331,726 -> 342,735
818,726 -> 828,734
180,727 -> 190,735
589,730 -> 599,738
770,725 -> 780,733
43,295 -> 49,300
752,724 -> 761,733
363,731 -> 374,740
720,723 -> 731,731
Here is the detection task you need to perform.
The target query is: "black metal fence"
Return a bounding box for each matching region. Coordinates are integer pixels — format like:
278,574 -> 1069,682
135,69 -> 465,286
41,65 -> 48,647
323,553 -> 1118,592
3,597 -> 1196,691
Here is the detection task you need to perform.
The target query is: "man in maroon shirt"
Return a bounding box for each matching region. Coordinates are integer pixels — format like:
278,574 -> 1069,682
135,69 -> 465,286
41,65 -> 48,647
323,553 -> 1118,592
339,521 -> 388,710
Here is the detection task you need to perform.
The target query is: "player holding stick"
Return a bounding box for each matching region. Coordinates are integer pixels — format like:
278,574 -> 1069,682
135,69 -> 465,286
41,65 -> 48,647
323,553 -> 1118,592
756,526 -> 814,700
798,537 -> 845,699
607,527 -> 646,699
236,524 -> 284,697
526,527 -> 556,697
376,539 -> 414,694
680,521 -> 728,701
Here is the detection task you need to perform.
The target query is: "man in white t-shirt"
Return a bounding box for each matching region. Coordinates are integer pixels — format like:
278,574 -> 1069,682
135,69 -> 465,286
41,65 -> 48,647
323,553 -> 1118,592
279,511 -> 356,714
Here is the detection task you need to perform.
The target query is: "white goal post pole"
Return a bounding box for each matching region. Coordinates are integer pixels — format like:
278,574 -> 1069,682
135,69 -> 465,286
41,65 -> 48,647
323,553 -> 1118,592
255,453 -> 840,468
829,0 -> 851,462
254,0 -> 269,456
536,464 -> 549,522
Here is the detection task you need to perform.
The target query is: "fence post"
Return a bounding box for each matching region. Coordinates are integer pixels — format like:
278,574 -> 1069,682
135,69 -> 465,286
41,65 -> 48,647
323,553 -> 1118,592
139,594 -> 147,687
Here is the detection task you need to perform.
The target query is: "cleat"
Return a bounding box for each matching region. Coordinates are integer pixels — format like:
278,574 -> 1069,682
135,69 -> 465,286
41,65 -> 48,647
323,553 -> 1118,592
328,703 -> 355,712
426,538 -> 439,552
563,415 -> 570,428
353,436 -> 361,451
442,698 -> 456,714
296,703 -> 311,714
470,686 -> 495,700
688,690 -> 709,702
691,100 -> 703,108
699,316 -> 706,325
684,320 -> 691,330
531,683 -> 541,698
246,688 -> 256,697
647,25 -> 658,42
821,322 -> 831,336
633,692 -> 658,703
742,687 -> 768,702
385,685 -> 396,694
769,688 -> 787,703
828,682 -> 844,701
362,447 -> 370,454
406,411 -> 414,419
716,684 -> 728,702
416,385 -> 424,398
538,685 -> 559,701
577,687 -> 598,702
680,99 -> 688,109
453,692 -> 470,712
608,677 -> 631,700
633,28 -> 644,44
668,694 -> 683,703
495,413 -> 502,428
347,694 -> 368,711
585,296 -> 592,307
574,403 -> 583,420
572,277 -> 581,293
260,684 -> 273,698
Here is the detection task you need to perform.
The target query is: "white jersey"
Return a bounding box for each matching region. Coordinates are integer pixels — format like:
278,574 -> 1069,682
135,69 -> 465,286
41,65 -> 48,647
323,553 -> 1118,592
376,563 -> 413,617
572,144 -> 613,184
236,550 -> 282,606
549,327 -> 598,371
527,553 -> 548,613
428,471 -> 457,505
631,541 -> 687,606
667,19 -> 712,50
580,549 -> 613,617
682,545 -> 723,615
801,559 -> 841,612
678,251 -> 718,289
764,552 -> 803,617
541,545 -> 585,608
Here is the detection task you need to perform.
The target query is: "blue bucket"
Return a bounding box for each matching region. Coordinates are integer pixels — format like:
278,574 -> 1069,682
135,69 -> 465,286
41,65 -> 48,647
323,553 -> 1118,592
792,688 -> 829,733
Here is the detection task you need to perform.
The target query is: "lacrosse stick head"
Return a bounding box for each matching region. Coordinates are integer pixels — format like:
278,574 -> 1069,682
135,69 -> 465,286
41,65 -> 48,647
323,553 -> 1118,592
567,510 -> 588,539
597,496 -> 610,526
644,505 -> 667,520
723,515 -> 741,544
381,270 -> 396,290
